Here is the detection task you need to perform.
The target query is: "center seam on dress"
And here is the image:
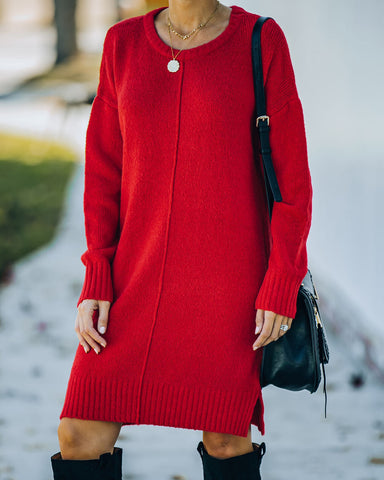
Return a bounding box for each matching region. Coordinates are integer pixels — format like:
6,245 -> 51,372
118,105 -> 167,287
135,65 -> 185,424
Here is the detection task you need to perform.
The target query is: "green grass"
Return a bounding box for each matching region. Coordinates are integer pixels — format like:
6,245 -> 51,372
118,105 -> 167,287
0,132 -> 77,281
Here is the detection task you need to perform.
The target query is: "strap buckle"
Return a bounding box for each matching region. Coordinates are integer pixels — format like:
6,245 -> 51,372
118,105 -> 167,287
256,115 -> 270,127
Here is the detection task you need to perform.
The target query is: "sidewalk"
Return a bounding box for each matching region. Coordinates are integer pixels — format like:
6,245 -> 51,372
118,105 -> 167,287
0,100 -> 383,480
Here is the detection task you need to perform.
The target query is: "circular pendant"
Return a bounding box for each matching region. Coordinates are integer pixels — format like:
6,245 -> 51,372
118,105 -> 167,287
167,59 -> 180,73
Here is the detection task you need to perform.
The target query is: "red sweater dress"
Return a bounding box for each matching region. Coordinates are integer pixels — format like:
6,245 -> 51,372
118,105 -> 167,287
59,4 -> 313,438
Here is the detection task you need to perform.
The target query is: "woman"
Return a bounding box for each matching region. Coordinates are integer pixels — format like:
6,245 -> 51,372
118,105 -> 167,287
50,1 -> 313,479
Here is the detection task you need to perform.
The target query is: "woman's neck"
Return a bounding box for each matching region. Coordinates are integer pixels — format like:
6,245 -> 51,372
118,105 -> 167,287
167,0 -> 221,33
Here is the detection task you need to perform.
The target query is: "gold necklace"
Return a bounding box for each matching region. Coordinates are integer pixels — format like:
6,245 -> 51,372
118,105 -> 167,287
168,0 -> 220,40
167,24 -> 200,72
166,1 -> 221,73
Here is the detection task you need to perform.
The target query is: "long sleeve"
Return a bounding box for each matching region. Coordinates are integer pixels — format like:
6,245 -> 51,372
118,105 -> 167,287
254,19 -> 313,318
77,26 -> 123,308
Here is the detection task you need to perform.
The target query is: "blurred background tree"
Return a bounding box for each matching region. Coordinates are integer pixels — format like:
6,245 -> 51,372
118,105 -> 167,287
53,0 -> 78,64
53,0 -> 168,64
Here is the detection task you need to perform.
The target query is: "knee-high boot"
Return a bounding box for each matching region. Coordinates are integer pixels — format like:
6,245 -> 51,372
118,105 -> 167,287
197,441 -> 266,480
50,446 -> 123,480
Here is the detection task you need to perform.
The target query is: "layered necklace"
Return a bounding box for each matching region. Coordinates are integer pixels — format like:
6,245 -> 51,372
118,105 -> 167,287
166,0 -> 221,73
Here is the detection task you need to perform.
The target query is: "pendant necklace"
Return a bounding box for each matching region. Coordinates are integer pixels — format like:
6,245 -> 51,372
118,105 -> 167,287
167,24 -> 198,73
166,0 -> 221,73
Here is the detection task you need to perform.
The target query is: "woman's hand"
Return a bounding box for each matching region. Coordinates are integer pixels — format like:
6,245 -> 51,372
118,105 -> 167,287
75,299 -> 111,354
252,309 -> 293,350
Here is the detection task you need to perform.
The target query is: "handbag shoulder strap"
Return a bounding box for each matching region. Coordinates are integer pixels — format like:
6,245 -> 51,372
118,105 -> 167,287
252,16 -> 283,221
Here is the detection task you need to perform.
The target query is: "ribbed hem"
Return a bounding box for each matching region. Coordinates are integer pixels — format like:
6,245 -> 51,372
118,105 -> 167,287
59,374 -> 265,437
254,269 -> 303,318
77,259 -> 114,307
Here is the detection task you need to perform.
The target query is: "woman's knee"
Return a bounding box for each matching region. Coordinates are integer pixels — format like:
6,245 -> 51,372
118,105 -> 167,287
202,426 -> 253,459
57,417 -> 122,460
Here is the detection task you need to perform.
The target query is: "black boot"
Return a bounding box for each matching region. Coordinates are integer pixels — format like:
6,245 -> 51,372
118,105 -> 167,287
50,446 -> 123,480
197,441 -> 266,480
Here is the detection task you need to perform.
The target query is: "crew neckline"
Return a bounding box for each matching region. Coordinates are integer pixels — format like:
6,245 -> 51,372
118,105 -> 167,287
143,5 -> 244,60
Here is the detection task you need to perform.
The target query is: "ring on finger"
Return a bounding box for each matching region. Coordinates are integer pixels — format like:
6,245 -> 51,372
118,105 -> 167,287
279,324 -> 289,332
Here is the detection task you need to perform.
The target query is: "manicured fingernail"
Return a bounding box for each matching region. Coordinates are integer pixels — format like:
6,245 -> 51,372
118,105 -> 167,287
94,348 -> 99,355
101,342 -> 107,348
99,326 -> 106,334
255,325 -> 261,334
83,346 -> 88,353
253,345 -> 258,350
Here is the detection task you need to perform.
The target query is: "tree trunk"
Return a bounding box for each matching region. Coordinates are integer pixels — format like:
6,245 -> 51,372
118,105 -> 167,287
54,0 -> 78,65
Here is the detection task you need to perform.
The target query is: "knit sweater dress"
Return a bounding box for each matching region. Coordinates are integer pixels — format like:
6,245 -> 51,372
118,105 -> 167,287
59,4 -> 313,438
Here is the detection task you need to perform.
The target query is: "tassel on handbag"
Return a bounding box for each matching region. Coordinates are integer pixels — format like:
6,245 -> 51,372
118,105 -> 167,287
251,16 -> 330,418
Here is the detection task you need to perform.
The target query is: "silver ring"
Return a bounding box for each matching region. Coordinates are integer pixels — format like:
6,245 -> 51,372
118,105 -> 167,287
279,324 -> 289,332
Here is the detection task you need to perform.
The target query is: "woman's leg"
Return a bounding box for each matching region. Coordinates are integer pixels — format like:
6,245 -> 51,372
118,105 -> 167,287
198,424 -> 266,480
57,417 -> 122,460
202,424 -> 254,459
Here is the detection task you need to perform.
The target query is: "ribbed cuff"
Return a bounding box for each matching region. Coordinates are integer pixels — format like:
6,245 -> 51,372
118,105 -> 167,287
254,269 -> 303,318
77,259 -> 114,307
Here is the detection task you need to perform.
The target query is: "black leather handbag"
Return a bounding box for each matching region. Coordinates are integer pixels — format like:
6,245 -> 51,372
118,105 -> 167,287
251,16 -> 330,417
